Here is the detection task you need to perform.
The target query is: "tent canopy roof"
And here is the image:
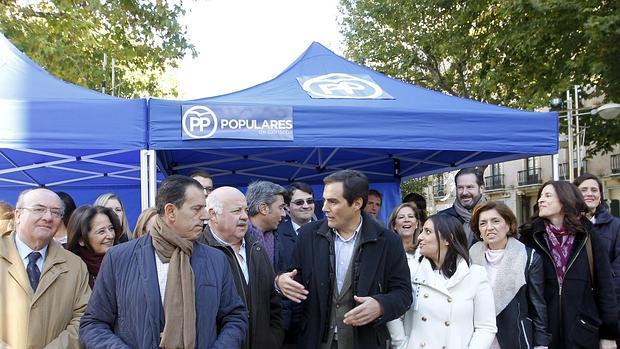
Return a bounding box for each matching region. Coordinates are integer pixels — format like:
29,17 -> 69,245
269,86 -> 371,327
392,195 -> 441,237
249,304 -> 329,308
0,32 -> 146,190
149,42 -> 558,186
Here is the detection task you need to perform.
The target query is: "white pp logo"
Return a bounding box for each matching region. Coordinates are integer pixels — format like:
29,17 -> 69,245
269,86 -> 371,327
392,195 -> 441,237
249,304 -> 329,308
182,105 -> 218,139
301,73 -> 384,99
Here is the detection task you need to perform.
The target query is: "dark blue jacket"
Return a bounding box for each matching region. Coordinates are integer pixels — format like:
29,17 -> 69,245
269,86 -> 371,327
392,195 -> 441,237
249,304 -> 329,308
592,205 -> 620,306
438,205 -> 464,223
275,218 -> 297,275
275,218 -> 304,343
79,235 -> 248,348
290,212 -> 412,349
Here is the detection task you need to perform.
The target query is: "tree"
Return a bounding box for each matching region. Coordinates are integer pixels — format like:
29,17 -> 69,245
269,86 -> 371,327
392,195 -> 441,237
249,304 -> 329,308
339,0 -> 620,156
400,176 -> 431,203
0,0 -> 195,98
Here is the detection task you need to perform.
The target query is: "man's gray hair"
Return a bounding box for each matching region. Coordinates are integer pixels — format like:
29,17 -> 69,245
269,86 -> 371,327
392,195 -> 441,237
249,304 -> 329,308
246,181 -> 286,217
205,191 -> 224,216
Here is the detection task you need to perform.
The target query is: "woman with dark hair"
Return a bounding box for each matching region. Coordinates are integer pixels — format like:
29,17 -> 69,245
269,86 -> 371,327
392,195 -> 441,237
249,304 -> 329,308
67,205 -> 122,288
519,180 -> 618,349
470,201 -> 550,349
388,202 -> 421,253
387,214 -> 497,349
54,191 -> 76,246
402,192 -> 427,223
575,173 -> 620,299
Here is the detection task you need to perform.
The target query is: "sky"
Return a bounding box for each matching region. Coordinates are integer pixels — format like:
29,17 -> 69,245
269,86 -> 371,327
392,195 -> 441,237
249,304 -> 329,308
173,0 -> 344,99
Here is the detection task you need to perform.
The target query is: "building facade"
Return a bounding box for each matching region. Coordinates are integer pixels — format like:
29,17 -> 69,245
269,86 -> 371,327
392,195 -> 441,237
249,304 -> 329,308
429,145 -> 620,225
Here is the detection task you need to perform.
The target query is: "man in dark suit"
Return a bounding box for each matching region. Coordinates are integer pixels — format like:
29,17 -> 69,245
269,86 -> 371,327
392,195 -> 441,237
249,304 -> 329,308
276,170 -> 412,349
275,182 -> 315,347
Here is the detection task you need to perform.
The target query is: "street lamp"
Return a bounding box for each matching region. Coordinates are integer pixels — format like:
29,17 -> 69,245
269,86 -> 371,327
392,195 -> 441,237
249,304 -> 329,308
550,86 -> 620,182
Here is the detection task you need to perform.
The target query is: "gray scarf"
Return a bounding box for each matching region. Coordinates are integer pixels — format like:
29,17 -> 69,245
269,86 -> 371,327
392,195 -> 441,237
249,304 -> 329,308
470,237 -> 527,315
453,194 -> 487,243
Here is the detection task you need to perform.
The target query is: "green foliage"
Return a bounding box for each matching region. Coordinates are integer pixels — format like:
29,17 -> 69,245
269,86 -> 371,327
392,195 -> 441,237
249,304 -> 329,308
340,0 -> 620,155
0,0 -> 196,98
400,176 -> 431,202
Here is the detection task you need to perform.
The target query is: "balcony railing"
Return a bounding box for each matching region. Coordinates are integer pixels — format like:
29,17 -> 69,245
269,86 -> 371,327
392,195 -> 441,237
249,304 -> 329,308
559,161 -> 588,181
518,168 -> 542,186
612,154 -> 620,174
484,174 -> 504,190
433,184 -> 446,198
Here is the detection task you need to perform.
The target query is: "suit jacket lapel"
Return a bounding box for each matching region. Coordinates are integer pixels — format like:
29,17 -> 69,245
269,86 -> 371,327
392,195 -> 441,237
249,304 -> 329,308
353,214 -> 381,296
1,232 -> 33,297
33,240 -> 68,303
315,221 -> 332,320
137,236 -> 164,331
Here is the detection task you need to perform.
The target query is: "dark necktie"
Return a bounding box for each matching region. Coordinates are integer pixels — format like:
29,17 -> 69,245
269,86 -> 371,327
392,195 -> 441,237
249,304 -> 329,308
27,251 -> 42,291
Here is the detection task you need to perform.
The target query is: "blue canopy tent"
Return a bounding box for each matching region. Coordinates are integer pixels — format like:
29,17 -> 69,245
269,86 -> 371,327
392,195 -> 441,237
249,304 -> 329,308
148,42 -> 558,221
0,33 -> 148,224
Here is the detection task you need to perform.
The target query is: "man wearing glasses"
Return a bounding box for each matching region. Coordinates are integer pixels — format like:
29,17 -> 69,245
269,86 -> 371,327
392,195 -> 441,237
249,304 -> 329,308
189,169 -> 214,203
275,181 -> 315,347
0,188 -> 91,349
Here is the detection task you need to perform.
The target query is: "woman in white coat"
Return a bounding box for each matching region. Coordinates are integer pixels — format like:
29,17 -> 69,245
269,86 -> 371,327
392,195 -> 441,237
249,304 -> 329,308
388,214 -> 497,349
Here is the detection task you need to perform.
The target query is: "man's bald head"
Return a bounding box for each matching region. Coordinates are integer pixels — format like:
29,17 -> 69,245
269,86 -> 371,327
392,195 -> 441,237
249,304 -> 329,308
15,188 -> 64,250
206,186 -> 249,244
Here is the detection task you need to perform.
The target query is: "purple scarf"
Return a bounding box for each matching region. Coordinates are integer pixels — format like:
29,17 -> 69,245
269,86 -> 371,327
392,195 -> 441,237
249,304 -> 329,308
544,223 -> 575,284
248,222 -> 275,264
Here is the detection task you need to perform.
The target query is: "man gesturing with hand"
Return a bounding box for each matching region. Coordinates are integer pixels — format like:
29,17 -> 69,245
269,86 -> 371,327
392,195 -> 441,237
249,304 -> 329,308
276,170 -> 412,349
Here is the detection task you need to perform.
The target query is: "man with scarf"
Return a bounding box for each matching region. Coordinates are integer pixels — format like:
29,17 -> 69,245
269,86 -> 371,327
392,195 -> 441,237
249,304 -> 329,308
80,175 -> 247,348
439,167 -> 487,245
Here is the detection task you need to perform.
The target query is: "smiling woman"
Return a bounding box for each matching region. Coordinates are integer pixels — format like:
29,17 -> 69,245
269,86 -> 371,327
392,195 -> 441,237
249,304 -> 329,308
387,214 -> 497,349
519,181 -> 619,349
66,205 -> 122,289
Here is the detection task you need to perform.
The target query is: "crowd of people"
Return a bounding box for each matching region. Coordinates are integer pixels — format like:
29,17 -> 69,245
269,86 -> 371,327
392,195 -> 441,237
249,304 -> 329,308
1,167 -> 619,349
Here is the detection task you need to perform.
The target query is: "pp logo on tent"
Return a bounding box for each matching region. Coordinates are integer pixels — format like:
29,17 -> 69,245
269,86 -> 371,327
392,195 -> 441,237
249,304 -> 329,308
297,73 -> 393,99
182,105 -> 218,139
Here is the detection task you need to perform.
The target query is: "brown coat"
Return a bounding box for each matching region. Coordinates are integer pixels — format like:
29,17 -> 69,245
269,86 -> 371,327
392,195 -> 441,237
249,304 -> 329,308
0,231 -> 91,349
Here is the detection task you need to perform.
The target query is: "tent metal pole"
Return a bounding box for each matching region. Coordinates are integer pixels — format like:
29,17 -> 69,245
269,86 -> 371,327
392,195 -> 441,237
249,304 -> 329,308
141,150 -> 149,210
149,150 -> 157,208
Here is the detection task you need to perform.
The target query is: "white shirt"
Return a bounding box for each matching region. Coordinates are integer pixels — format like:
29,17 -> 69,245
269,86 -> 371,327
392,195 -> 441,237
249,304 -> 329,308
333,218 -> 363,293
211,230 -> 249,284
155,253 -> 169,304
15,233 -> 47,272
291,221 -> 302,235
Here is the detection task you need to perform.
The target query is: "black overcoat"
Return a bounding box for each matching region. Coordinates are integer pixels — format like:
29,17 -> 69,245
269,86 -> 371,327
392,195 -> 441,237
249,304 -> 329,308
519,218 -> 619,348
289,211 -> 412,349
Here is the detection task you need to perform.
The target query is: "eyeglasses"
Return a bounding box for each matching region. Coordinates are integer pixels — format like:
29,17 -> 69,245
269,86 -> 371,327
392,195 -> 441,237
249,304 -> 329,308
291,198 -> 314,206
19,206 -> 64,218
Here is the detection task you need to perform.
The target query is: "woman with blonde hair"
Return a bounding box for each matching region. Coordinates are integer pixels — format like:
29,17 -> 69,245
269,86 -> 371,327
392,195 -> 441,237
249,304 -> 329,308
0,200 -> 14,235
133,207 -> 157,238
388,202 -> 421,253
94,193 -> 131,242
